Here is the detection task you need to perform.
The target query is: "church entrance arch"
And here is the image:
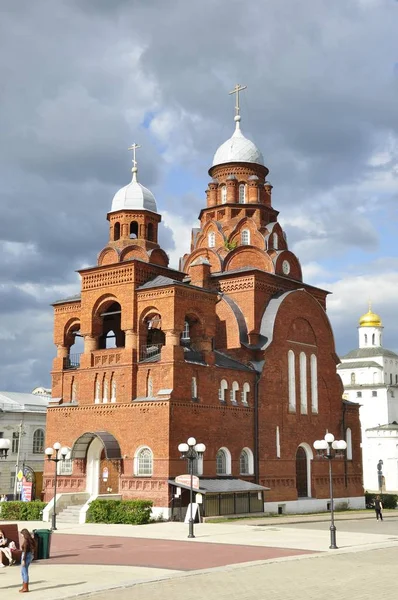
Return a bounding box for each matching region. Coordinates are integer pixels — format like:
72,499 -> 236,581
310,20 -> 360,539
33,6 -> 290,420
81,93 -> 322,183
70,431 -> 122,496
295,444 -> 313,498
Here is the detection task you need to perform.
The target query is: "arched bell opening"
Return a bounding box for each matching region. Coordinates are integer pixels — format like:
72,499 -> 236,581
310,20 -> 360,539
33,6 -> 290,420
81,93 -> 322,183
98,302 -> 125,349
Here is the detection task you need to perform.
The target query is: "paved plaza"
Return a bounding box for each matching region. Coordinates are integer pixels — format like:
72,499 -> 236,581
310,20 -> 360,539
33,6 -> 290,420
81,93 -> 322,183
0,513 -> 397,598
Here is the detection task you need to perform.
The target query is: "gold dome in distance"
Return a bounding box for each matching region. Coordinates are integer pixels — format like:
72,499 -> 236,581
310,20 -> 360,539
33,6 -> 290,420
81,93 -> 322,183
359,303 -> 382,328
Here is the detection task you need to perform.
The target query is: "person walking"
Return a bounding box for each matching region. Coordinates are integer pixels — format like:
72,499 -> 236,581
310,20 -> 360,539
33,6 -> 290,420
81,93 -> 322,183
19,528 -> 35,593
374,495 -> 383,522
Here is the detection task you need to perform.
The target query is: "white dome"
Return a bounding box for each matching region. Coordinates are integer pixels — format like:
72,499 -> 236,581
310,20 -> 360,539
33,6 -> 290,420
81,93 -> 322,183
110,169 -> 158,214
212,116 -> 264,167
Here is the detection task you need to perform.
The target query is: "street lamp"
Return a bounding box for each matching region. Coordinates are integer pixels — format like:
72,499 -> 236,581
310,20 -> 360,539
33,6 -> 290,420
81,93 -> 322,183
313,433 -> 347,549
0,438 -> 10,459
45,443 -> 69,530
178,437 -> 206,538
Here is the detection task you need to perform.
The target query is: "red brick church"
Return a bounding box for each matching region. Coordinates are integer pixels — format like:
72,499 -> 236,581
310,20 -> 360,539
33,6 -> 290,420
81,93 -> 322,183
44,88 -> 364,519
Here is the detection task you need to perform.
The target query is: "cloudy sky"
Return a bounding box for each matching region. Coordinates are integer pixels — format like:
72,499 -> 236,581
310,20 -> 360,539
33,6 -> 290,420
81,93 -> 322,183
1,0 -> 398,392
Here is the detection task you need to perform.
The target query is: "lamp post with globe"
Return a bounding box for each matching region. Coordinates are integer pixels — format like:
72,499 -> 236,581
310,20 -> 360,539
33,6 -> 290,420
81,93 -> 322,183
178,437 -> 206,538
45,443 -> 69,530
313,433 -> 347,549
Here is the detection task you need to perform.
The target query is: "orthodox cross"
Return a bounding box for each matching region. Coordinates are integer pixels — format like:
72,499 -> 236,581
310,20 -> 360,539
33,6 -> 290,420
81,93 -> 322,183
128,143 -> 141,169
229,83 -> 247,116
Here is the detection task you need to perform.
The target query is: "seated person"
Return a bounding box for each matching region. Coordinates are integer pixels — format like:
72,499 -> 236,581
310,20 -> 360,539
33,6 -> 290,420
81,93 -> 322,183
0,530 -> 11,567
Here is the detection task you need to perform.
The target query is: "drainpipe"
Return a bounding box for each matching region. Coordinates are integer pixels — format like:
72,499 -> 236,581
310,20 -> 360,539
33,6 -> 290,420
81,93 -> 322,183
254,371 -> 260,484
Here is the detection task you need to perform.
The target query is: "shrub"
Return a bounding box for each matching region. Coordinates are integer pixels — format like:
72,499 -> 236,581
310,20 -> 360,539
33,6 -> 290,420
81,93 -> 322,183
86,499 -> 153,525
365,492 -> 398,510
0,501 -> 46,521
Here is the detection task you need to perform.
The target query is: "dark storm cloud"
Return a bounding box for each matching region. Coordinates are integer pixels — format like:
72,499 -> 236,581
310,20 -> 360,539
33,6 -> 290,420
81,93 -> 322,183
1,0 -> 397,391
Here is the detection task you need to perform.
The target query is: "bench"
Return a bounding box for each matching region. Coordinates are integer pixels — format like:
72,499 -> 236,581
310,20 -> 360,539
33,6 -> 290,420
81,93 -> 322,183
0,524 -> 23,565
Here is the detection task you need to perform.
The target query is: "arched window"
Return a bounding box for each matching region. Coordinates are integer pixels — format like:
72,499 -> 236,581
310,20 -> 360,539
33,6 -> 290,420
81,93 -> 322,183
130,221 -> 139,239
310,354 -> 318,413
134,447 -> 153,476
273,232 -> 278,249
32,429 -> 44,454
216,447 -> 231,475
114,222 -> 121,241
58,447 -> 73,475
346,428 -> 353,460
372,333 -> 375,346
111,376 -> 116,403
239,448 -> 254,475
219,379 -> 228,402
241,382 -> 250,404
300,352 -> 307,414
288,350 -> 296,412
147,222 -> 154,241
221,186 -> 227,204
239,184 -> 246,203
191,376 -> 198,400
364,334 -> 368,345
230,381 -> 239,403
208,232 -> 216,248
241,229 -> 250,245
351,372 -> 356,385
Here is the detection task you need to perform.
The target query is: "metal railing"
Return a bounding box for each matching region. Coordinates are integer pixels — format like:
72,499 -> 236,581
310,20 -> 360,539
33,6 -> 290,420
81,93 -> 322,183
140,343 -> 163,362
63,353 -> 81,370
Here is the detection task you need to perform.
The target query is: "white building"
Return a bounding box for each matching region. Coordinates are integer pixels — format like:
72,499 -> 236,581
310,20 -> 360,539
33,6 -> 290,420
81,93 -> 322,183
337,307 -> 398,492
0,391 -> 50,498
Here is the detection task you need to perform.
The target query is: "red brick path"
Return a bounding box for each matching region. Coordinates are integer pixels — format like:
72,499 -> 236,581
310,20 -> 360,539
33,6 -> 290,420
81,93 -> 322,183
43,534 -> 317,570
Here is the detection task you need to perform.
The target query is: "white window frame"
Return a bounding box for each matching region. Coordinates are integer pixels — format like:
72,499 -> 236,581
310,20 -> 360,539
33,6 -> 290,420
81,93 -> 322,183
219,379 -> 228,402
239,447 -> 254,475
94,377 -> 100,404
241,229 -> 250,245
273,232 -> 278,249
57,447 -> 73,475
241,382 -> 250,405
32,429 -> 45,454
239,183 -> 246,204
208,232 -> 216,248
216,447 -> 231,475
111,377 -> 116,403
134,446 -> 153,476
230,381 -> 239,403
221,186 -> 227,204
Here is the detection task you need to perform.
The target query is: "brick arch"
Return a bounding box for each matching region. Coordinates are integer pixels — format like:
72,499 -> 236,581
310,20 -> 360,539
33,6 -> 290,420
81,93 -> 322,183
64,318 -> 81,347
184,248 -> 222,274
258,289 -> 337,355
274,250 -> 302,281
195,221 -> 225,249
215,298 -> 242,348
224,246 -> 274,273
228,217 -> 265,249
97,247 -> 119,266
119,245 -> 149,263
148,248 -> 169,267
90,294 -> 121,337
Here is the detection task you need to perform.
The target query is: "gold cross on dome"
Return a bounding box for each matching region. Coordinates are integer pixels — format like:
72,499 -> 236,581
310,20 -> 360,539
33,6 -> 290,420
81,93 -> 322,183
128,143 -> 141,168
229,83 -> 247,116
